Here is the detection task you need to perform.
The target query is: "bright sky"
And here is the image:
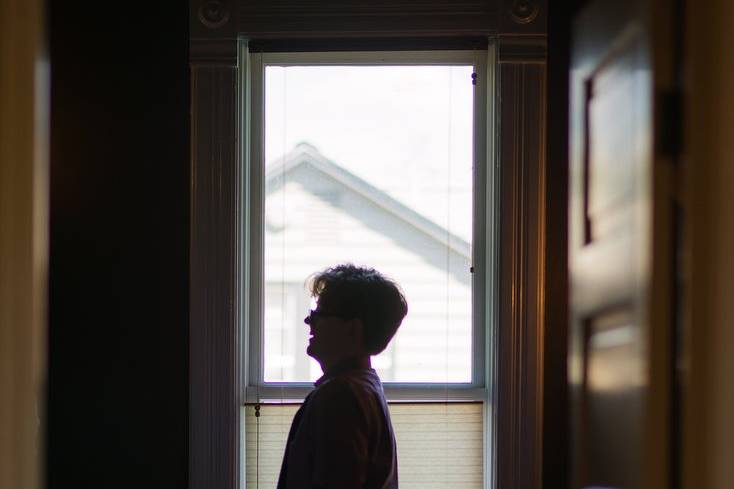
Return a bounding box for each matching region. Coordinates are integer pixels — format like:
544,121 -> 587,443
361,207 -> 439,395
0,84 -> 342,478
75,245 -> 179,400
265,65 -> 475,241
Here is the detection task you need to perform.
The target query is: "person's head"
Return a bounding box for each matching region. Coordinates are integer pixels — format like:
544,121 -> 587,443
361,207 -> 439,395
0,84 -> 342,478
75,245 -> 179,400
304,264 -> 408,368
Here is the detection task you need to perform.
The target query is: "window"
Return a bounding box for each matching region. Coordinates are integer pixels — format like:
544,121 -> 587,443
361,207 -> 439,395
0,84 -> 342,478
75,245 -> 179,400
240,46 -> 497,488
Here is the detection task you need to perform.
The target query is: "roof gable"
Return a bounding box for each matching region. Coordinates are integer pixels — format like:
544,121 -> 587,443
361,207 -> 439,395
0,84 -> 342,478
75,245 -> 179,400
265,143 -> 471,259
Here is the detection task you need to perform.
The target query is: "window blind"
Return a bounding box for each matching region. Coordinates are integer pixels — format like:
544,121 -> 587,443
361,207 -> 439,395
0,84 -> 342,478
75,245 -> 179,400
244,402 -> 484,489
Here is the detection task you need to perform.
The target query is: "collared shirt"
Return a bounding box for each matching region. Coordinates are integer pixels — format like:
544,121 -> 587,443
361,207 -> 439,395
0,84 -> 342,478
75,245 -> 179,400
277,361 -> 398,489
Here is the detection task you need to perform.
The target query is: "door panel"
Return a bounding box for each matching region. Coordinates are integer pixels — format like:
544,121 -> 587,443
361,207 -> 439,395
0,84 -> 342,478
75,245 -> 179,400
586,36 -> 644,244
581,308 -> 644,489
569,1 -> 675,488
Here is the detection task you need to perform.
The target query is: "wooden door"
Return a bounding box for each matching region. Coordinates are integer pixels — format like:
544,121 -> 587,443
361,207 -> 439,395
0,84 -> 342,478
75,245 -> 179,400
568,0 -> 679,488
0,1 -> 48,489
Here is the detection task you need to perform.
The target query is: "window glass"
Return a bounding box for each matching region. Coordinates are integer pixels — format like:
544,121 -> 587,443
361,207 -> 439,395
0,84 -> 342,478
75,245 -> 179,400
264,65 -> 474,383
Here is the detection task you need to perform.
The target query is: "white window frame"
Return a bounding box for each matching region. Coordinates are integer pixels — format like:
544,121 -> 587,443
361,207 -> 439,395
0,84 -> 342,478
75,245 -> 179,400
238,43 -> 499,407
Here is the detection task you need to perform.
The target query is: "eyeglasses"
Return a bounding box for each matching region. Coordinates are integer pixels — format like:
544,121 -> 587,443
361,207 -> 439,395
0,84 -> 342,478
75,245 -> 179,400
304,309 -> 353,325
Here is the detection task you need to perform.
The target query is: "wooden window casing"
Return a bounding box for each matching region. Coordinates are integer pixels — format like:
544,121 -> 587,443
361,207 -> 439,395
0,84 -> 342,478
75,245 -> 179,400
189,2 -> 548,489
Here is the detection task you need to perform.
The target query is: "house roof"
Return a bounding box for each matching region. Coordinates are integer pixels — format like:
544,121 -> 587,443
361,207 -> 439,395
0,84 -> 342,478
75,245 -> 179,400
265,142 -> 471,259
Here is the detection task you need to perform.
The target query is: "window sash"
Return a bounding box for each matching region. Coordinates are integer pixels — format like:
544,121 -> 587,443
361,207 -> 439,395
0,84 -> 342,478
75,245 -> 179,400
245,385 -> 490,404
241,45 -> 495,402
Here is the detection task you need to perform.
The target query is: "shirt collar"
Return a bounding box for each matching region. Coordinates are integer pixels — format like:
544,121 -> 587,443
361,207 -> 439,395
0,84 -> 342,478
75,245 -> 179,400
314,357 -> 370,386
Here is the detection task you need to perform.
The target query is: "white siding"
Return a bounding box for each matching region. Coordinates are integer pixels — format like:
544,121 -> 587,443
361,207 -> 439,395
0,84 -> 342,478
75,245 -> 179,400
264,173 -> 472,383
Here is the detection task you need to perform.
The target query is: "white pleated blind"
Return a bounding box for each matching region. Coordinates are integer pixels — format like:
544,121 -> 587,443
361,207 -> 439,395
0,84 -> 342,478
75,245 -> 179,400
390,403 -> 483,488
245,404 -> 299,488
244,402 -> 484,489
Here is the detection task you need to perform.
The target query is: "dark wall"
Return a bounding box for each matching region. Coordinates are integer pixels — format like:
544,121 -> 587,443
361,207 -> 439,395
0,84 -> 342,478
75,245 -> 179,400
46,2 -> 189,488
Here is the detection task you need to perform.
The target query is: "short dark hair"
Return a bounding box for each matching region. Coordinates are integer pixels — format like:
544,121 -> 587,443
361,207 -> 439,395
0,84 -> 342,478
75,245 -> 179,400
308,264 -> 408,355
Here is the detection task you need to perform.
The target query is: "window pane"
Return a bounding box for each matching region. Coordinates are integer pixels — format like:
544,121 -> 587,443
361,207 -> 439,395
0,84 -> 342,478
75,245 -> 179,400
264,65 -> 474,383
245,403 -> 484,488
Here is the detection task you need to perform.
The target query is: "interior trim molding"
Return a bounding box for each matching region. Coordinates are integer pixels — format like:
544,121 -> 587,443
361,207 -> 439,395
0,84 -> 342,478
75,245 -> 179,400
190,0 -> 238,65
237,1 -> 500,38
498,34 -> 548,63
495,56 -> 547,489
189,4 -> 547,489
190,39 -> 238,65
233,0 -> 545,39
189,63 -> 242,489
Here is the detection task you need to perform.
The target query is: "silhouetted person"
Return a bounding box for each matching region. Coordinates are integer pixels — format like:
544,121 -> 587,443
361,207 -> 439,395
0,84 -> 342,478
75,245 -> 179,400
277,264 -> 408,489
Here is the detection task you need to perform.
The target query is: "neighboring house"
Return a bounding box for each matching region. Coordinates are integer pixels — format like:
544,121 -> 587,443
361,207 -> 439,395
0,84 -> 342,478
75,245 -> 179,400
264,143 -> 472,383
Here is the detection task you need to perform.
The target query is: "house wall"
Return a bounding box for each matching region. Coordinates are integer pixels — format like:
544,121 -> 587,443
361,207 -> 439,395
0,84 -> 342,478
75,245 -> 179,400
265,181 -> 472,382
46,2 -> 189,488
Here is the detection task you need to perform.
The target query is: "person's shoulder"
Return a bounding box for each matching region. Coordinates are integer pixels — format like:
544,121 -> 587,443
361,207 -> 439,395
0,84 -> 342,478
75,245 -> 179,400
311,370 -> 379,405
305,376 -> 363,418
312,374 -> 357,401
